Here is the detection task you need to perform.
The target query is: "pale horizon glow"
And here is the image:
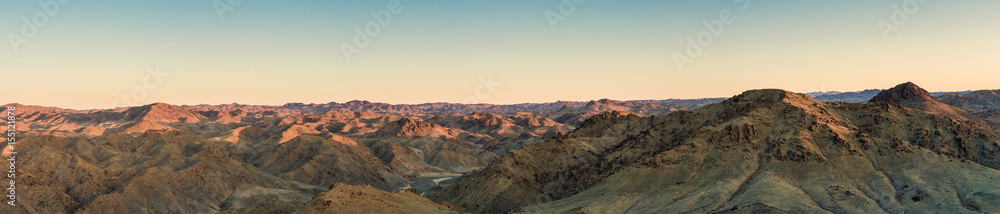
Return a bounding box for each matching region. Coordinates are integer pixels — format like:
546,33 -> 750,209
1,0 -> 998,109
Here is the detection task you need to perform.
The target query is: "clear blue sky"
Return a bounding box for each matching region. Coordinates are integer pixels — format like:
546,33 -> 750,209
1,0 -> 998,109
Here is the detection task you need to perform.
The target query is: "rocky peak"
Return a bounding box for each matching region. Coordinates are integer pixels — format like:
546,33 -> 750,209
706,89 -> 836,124
372,118 -> 458,138
868,82 -> 981,122
124,102 -> 206,123
596,99 -> 616,105
583,98 -> 616,107
868,82 -> 935,104
724,89 -> 822,108
572,111 -> 645,137
462,112 -> 513,129
729,89 -> 795,103
148,102 -> 178,111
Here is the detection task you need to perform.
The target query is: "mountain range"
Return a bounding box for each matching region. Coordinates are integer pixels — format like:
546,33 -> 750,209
430,82 -> 1000,213
3,82 -> 1000,213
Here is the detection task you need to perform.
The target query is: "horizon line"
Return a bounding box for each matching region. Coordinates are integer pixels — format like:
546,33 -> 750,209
6,87 -> 995,111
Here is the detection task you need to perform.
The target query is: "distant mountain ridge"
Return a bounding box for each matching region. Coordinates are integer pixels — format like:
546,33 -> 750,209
2,88 -> 981,114
810,89 -> 884,102
938,89 -> 1000,126
808,88 -> 978,103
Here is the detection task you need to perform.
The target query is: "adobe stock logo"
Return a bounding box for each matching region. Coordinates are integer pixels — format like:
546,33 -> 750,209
463,74 -> 502,104
7,0 -> 71,54
876,0 -> 928,40
341,0 -> 411,63
111,65 -> 168,108
672,0 -> 750,72
214,0 -> 244,21
545,0 -> 586,30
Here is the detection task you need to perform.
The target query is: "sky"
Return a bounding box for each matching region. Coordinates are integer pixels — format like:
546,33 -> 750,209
1,0 -> 998,109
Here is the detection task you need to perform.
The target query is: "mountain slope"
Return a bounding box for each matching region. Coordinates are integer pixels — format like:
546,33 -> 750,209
12,133 -> 325,213
9,125 -> 415,213
429,88 -> 1000,213
233,126 -> 409,191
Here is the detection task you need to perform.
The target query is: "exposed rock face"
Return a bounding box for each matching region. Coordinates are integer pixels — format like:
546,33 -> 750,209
429,87 -> 1000,213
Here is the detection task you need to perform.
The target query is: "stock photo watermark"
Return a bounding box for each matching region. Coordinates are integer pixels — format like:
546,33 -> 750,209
6,0 -> 71,54
4,105 -> 16,207
672,0 -> 750,72
214,0 -> 244,21
110,65 -> 168,108
341,0 -> 412,63
545,0 -> 586,30
463,74 -> 502,104
877,0 -> 928,40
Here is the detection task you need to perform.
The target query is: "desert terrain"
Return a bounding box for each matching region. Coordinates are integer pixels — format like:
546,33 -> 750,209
3,82 -> 1000,213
